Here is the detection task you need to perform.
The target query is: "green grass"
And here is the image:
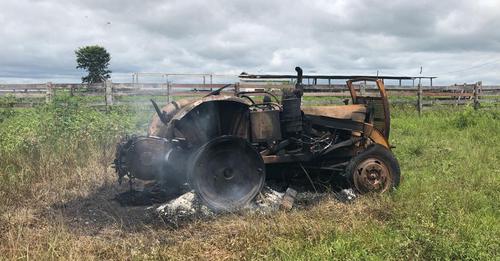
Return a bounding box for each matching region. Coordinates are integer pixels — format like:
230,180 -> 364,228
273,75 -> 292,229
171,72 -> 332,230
0,96 -> 498,260
267,106 -> 500,260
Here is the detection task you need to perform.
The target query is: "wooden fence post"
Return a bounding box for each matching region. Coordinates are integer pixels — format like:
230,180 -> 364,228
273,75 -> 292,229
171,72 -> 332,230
210,75 -> 213,91
105,80 -> 113,109
473,81 -> 481,110
166,81 -> 171,103
456,84 -> 463,106
234,82 -> 240,96
417,83 -> 422,116
45,82 -> 54,103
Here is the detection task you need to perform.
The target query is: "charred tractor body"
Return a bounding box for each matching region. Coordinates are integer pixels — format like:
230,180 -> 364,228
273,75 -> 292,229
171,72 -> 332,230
114,67 -> 401,211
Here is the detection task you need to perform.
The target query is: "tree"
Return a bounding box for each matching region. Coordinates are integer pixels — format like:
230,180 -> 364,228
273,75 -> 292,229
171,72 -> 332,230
75,45 -> 111,84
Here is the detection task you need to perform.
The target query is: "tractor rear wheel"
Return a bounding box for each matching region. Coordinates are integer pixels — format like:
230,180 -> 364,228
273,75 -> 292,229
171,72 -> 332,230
346,144 -> 400,194
188,136 -> 265,212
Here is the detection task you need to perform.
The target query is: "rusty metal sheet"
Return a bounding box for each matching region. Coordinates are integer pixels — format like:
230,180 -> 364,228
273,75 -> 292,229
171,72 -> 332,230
347,79 -> 391,139
168,95 -> 250,122
250,110 -> 281,142
305,115 -> 365,132
148,98 -> 195,137
302,104 -> 366,122
262,153 -> 312,164
165,95 -> 252,146
368,127 -> 390,149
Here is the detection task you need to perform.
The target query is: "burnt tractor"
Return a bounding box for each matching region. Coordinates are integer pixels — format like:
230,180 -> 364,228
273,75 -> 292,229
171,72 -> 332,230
114,67 -> 400,211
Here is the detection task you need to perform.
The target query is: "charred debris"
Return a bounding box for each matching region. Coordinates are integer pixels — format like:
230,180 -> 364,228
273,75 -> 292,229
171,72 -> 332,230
113,67 -> 401,213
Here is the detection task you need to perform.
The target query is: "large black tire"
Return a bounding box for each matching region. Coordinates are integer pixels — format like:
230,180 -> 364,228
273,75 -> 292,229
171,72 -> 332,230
346,144 -> 401,194
188,136 -> 265,212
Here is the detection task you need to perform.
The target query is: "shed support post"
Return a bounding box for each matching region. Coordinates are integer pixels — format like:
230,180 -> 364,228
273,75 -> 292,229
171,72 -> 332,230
417,82 -> 422,116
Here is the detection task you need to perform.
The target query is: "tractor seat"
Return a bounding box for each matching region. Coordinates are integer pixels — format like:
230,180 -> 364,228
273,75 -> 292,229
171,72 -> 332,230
302,104 -> 367,122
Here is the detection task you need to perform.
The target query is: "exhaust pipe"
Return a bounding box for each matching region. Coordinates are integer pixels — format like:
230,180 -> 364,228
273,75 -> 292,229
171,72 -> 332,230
281,66 -> 304,135
294,66 -> 303,98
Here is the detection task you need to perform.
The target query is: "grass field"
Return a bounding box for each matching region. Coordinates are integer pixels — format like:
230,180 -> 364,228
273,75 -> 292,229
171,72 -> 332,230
0,96 -> 498,260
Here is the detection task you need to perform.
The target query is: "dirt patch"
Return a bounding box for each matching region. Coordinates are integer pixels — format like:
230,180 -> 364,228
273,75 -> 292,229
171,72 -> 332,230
49,178 -> 358,236
49,182 -> 161,236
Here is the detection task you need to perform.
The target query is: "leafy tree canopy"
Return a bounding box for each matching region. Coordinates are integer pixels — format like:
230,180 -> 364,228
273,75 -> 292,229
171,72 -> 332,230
75,45 -> 111,84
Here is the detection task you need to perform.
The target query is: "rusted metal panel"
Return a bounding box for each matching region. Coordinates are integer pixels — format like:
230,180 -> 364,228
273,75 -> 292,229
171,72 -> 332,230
250,110 -> 281,142
347,80 -> 358,103
262,153 -> 312,164
347,79 -> 391,139
165,96 -> 251,146
168,95 -> 250,121
148,98 -> 195,137
305,115 -> 365,132
281,97 -> 303,133
366,125 -> 390,149
375,80 -> 391,138
302,104 -> 366,122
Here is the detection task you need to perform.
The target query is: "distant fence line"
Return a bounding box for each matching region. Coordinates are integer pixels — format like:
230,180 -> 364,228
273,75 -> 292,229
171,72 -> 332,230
1,81 -> 499,113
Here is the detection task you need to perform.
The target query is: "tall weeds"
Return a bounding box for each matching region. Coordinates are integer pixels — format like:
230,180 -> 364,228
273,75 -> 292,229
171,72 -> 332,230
0,95 -> 133,207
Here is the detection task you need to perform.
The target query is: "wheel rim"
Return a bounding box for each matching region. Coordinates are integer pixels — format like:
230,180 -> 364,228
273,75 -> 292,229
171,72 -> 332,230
189,136 -> 265,211
352,158 -> 391,193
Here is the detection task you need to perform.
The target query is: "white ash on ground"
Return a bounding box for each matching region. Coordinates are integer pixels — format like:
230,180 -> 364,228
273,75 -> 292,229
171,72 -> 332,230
154,186 -> 289,224
154,187 -> 358,225
247,186 -> 285,212
335,188 -> 357,202
294,188 -> 357,205
154,191 -> 212,226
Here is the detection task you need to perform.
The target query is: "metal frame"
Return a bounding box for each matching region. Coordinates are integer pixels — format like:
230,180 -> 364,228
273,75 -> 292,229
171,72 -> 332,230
347,78 -> 391,139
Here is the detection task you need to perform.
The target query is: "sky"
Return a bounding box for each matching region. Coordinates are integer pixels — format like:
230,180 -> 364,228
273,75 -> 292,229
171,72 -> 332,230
1,0 -> 500,85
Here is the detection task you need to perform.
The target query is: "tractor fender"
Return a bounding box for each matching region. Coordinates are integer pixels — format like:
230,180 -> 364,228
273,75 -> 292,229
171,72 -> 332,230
369,128 -> 390,149
165,95 -> 251,146
148,98 -> 195,137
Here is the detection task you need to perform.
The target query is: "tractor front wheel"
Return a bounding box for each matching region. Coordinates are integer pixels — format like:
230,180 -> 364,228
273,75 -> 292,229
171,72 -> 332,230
346,144 -> 401,194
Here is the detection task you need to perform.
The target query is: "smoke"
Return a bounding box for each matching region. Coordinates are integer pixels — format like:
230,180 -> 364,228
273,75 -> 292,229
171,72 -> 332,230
160,99 -> 268,211
119,97 -> 265,210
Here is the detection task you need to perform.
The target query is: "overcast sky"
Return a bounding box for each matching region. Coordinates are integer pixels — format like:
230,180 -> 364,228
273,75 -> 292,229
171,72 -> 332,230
1,0 -> 500,84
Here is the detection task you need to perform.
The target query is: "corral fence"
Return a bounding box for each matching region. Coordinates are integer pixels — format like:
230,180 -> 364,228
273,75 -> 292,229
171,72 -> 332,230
1,80 -> 499,114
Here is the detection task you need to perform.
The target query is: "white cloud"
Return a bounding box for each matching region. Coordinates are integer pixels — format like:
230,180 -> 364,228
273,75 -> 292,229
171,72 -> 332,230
0,0 -> 499,84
